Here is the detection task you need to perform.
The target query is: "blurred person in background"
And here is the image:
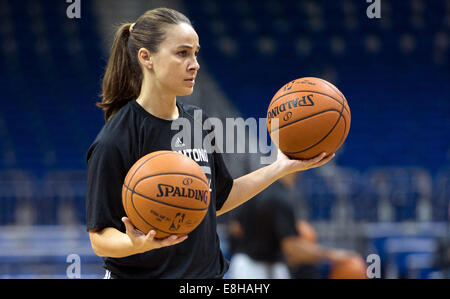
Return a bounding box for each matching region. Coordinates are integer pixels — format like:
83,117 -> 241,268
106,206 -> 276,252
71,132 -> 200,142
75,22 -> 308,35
228,172 -> 356,279
433,237 -> 450,278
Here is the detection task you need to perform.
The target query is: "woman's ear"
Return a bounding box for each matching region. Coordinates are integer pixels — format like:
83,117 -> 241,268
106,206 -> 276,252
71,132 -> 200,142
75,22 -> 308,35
138,48 -> 153,70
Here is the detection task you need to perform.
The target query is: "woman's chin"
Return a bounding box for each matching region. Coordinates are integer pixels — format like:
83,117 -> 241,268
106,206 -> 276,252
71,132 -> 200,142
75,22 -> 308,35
178,87 -> 194,96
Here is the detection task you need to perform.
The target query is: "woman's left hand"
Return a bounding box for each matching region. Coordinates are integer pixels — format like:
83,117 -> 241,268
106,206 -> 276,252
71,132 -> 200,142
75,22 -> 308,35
275,150 -> 335,177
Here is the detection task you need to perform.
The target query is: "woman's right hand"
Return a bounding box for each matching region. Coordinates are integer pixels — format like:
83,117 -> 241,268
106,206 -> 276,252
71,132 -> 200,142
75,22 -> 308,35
122,217 -> 188,254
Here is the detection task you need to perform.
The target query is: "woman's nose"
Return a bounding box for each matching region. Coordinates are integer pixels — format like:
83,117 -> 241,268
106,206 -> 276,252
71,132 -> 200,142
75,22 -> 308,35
188,58 -> 200,71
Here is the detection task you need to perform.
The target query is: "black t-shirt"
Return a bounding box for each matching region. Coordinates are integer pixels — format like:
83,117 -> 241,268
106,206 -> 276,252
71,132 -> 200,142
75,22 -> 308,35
86,100 -> 234,279
234,181 -> 298,263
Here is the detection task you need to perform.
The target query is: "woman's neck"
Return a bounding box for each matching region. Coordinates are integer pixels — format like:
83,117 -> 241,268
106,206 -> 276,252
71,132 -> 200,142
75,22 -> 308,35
136,79 -> 179,120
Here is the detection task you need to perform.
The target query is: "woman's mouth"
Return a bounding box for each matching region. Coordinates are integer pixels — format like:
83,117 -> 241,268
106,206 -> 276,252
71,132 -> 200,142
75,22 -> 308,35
184,78 -> 195,85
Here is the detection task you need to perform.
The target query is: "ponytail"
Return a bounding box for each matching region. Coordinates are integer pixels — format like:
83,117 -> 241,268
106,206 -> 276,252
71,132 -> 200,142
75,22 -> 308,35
97,23 -> 141,122
97,8 -> 193,122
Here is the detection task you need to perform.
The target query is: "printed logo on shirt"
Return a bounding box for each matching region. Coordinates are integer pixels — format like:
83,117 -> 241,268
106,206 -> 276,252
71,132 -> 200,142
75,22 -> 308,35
176,149 -> 212,192
174,137 -> 186,147
170,108 -> 279,165
173,148 -> 213,196
176,148 -> 208,163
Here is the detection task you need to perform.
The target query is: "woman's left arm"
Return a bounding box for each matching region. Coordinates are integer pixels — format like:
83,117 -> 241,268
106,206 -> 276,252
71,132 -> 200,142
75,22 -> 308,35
216,151 -> 335,216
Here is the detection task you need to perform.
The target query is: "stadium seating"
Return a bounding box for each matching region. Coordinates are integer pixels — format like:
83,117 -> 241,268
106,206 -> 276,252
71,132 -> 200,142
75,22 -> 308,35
433,168 -> 450,221
0,0 -> 448,178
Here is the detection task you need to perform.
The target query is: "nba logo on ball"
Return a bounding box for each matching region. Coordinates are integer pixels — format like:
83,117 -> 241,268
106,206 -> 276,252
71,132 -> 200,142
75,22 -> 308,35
169,213 -> 186,231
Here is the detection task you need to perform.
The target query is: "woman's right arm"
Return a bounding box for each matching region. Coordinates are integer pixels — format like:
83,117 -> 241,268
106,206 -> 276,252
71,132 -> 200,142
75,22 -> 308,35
89,217 -> 188,258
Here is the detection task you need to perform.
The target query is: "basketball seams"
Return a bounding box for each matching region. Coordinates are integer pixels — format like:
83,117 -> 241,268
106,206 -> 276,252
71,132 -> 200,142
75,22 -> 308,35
324,79 -> 348,153
282,98 -> 346,155
267,78 -> 350,159
283,114 -> 346,154
122,150 -> 211,238
123,151 -> 210,238
335,109 -> 350,151
122,185 -> 129,216
317,78 -> 347,105
126,172 -> 209,211
129,191 -> 176,236
124,152 -> 174,220
280,81 -> 347,155
268,90 -> 350,115
335,117 -> 348,151
133,172 -> 209,187
270,109 -> 342,133
125,151 -> 175,187
124,184 -> 209,211
321,79 -> 347,153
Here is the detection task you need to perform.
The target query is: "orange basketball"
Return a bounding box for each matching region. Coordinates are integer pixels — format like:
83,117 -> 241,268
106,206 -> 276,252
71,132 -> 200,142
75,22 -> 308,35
122,150 -> 210,239
329,256 -> 368,279
267,77 -> 351,160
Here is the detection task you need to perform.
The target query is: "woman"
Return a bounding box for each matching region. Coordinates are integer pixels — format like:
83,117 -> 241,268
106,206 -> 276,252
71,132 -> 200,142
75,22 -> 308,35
86,8 -> 334,279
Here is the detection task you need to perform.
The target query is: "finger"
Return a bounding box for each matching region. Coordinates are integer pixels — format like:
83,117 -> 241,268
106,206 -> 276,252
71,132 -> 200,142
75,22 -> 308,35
122,217 -> 146,236
151,235 -> 174,248
157,235 -> 187,247
312,153 -> 335,167
145,230 -> 157,241
307,152 -> 327,164
313,153 -> 334,165
122,217 -> 134,233
161,235 -> 179,246
170,235 -> 189,246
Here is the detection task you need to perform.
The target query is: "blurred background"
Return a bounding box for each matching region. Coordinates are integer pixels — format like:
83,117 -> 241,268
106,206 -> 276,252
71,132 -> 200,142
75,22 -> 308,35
0,0 -> 449,278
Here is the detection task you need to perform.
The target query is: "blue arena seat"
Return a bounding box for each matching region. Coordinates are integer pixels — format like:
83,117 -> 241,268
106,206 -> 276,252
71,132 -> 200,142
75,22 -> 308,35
365,168 -> 433,222
433,168 -> 450,221
0,170 -> 37,225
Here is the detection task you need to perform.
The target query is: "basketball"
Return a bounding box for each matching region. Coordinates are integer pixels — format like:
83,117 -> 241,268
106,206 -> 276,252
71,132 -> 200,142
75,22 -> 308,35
267,77 -> 351,160
329,255 -> 368,279
122,150 -> 210,239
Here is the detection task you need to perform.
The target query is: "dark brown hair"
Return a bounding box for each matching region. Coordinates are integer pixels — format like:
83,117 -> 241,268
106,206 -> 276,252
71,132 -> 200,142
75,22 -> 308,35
97,8 -> 192,122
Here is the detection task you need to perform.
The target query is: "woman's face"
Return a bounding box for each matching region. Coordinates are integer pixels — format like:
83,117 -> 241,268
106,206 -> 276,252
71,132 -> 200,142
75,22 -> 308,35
150,23 -> 200,97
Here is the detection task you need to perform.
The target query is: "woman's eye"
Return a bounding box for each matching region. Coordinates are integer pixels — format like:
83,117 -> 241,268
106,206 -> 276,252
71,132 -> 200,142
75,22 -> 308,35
177,51 -> 187,57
